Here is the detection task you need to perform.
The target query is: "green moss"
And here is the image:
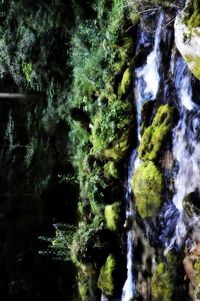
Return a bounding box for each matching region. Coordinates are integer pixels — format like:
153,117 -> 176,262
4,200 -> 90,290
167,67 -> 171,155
118,67 -> 131,96
131,161 -> 164,218
104,202 -> 122,231
138,104 -> 177,161
104,161 -> 119,179
97,254 -> 117,297
79,281 -> 89,301
185,54 -> 200,81
186,0 -> 200,30
129,11 -> 139,27
151,262 -> 174,301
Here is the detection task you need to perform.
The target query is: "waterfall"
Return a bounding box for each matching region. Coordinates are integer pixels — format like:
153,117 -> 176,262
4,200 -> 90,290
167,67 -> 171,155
166,57 -> 200,250
121,12 -> 163,301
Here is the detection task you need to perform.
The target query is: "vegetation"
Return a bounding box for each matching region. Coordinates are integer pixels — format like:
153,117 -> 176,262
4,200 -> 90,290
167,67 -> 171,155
131,161 -> 164,218
43,0 -> 138,298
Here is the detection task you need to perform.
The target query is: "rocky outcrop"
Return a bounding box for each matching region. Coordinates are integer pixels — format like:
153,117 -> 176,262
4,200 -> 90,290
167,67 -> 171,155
175,0 -> 200,80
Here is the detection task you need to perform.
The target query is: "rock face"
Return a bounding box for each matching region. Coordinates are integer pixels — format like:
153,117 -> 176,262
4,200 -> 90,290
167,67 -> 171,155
175,0 -> 200,80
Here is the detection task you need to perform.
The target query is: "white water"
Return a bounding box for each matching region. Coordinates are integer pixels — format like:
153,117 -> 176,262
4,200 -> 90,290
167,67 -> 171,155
121,13 -> 163,301
134,13 -> 164,139
166,57 -> 200,250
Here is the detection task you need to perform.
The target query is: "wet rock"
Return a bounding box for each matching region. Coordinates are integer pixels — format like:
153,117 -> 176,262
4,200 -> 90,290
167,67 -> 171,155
183,191 -> 200,220
175,0 -> 200,80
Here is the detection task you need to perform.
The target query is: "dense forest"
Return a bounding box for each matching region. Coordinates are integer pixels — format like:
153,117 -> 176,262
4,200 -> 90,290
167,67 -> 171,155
2,0 -> 200,300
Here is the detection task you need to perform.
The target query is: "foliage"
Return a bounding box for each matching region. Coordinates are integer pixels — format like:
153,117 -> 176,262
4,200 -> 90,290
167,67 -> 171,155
131,161 -> 164,218
41,212 -> 104,265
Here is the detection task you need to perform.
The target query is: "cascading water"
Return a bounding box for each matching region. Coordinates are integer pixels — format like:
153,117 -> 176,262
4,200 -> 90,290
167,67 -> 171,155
166,56 -> 200,250
121,12 -> 164,301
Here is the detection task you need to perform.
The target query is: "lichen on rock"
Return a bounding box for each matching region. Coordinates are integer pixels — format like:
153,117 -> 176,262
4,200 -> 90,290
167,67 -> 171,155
131,161 -> 164,218
138,104 -> 177,161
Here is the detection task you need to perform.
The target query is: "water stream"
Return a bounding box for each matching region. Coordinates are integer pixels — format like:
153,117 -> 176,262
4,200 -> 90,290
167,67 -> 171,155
166,57 -> 200,250
121,13 -> 164,301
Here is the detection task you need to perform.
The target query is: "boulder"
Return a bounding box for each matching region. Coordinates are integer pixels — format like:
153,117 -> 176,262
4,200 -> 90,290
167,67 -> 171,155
131,161 -> 164,218
175,0 -> 200,80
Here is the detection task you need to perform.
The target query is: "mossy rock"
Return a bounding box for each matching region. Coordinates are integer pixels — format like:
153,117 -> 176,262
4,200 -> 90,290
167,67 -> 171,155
151,262 -> 175,301
104,161 -> 119,179
175,0 -> 200,80
97,254 -> 117,297
104,202 -> 123,231
131,161 -> 164,218
138,104 -> 177,161
118,67 -> 131,96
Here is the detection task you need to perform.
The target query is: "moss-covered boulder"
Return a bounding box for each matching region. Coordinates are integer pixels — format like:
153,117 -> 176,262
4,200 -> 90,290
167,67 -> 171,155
91,99 -> 134,161
118,67 -> 131,96
138,104 -> 177,161
131,161 -> 164,218
175,0 -> 200,80
104,202 -> 123,231
151,262 -> 175,301
97,254 -> 117,297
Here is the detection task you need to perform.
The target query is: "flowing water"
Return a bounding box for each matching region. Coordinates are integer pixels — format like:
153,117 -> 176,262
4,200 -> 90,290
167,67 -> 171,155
121,12 -> 164,301
166,57 -> 200,250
